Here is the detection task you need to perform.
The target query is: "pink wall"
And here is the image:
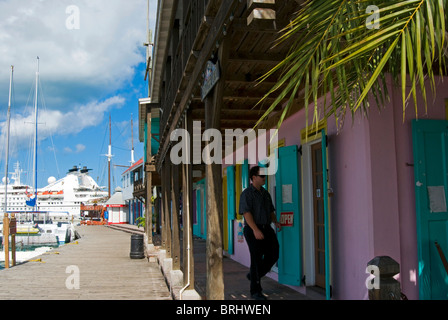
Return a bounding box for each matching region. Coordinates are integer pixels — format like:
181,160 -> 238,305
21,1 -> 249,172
328,75 -> 447,299
326,113 -> 375,299
223,75 -> 448,299
390,76 -> 447,299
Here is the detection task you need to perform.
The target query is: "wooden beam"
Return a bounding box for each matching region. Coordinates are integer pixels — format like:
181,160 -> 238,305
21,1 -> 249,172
156,0 -> 241,171
145,113 -> 153,246
226,73 -> 277,86
162,160 -> 172,259
171,163 -> 181,271
154,186 -> 161,237
192,108 -> 266,120
231,18 -> 283,33
193,93 -> 279,103
203,36 -> 227,301
182,111 -> 195,292
228,51 -> 283,65
247,0 -> 276,10
247,8 -> 276,29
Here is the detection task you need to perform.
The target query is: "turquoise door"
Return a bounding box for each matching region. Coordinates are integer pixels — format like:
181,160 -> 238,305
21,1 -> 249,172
321,131 -> 331,300
226,166 -> 236,254
193,188 -> 202,238
242,159 -> 249,190
193,179 -> 207,239
412,119 -> 448,300
275,145 -> 302,286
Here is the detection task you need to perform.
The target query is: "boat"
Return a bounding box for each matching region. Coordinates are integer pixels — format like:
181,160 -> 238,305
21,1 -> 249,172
0,59 -> 97,247
0,163 -> 108,222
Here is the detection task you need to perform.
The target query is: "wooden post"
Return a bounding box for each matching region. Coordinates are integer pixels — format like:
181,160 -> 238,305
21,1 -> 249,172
145,170 -> 153,244
154,186 -> 161,235
10,213 -> 16,267
182,113 -> 195,291
160,165 -> 166,250
3,213 -> 9,269
367,256 -> 402,300
171,163 -> 181,270
145,112 -> 153,245
203,39 -> 228,300
163,159 -> 172,259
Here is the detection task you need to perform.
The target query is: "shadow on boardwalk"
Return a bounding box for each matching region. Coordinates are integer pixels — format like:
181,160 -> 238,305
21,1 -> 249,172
110,224 -> 322,300
0,225 -> 171,300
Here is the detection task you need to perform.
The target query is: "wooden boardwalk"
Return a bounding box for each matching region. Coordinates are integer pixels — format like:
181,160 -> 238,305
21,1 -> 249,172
0,225 -> 171,300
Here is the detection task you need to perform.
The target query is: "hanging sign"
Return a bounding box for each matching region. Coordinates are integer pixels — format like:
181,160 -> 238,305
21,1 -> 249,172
9,217 -> 16,235
201,60 -> 220,101
280,211 -> 294,227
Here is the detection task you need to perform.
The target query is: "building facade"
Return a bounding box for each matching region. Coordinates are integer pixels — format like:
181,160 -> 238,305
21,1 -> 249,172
121,158 -> 145,225
142,0 -> 448,300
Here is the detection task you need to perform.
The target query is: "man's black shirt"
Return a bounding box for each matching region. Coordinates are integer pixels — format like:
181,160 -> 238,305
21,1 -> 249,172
239,184 -> 275,226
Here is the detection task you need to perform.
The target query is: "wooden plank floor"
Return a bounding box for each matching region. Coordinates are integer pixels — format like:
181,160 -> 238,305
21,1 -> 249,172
0,225 -> 171,300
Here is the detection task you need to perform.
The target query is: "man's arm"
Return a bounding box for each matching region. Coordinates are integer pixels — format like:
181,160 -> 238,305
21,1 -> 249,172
243,212 -> 264,240
271,212 -> 282,231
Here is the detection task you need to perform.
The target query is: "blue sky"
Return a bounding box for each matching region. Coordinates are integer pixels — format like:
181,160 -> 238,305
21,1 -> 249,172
0,0 -> 157,190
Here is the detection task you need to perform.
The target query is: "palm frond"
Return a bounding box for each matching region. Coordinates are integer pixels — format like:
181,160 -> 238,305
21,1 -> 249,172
255,0 -> 448,133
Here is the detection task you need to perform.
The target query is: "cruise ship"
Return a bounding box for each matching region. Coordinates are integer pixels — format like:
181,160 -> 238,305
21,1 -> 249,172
0,162 -> 109,221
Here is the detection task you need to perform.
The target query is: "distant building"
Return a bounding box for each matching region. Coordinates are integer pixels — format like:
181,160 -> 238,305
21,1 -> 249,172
121,158 -> 145,225
146,0 -> 448,300
105,187 -> 128,225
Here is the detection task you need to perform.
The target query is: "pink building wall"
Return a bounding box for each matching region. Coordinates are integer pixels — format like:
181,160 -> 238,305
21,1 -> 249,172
224,75 -> 448,299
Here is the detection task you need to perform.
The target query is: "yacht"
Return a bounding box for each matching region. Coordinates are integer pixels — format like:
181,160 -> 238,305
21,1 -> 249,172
0,162 -> 108,221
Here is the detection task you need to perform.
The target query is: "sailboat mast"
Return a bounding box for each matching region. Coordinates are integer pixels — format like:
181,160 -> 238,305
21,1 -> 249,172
131,114 -> 135,165
108,114 -> 111,198
33,57 -> 39,210
3,65 -> 14,214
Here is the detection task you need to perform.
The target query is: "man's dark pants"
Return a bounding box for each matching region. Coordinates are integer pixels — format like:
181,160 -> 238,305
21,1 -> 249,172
244,224 -> 280,295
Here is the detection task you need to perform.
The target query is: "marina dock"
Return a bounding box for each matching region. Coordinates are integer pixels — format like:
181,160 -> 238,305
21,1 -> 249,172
0,225 -> 171,300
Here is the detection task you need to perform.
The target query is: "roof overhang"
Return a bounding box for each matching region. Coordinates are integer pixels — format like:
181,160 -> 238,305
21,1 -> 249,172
138,97 -> 152,142
150,0 -> 177,103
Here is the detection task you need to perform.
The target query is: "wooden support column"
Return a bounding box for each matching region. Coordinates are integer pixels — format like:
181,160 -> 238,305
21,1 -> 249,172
160,163 -> 166,250
145,112 -> 153,246
203,38 -> 228,300
154,186 -> 161,235
182,111 -> 195,291
171,163 -> 181,270
3,213 -> 9,269
163,159 -> 172,259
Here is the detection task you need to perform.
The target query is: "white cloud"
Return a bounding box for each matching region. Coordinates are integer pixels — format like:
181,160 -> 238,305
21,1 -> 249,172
75,144 -> 86,153
0,0 -> 154,186
63,144 -> 85,154
0,95 -> 125,156
0,0 -> 150,108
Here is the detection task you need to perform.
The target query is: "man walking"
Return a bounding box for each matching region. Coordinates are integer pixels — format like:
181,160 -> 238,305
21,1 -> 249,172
239,166 -> 281,300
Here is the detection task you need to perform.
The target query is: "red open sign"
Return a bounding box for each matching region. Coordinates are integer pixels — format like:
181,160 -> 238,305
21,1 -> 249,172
280,212 -> 294,227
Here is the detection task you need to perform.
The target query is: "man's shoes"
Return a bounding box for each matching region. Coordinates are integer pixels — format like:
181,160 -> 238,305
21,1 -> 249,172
251,292 -> 267,300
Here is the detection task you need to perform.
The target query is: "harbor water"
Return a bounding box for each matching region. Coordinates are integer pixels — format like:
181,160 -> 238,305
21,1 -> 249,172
0,243 -> 59,270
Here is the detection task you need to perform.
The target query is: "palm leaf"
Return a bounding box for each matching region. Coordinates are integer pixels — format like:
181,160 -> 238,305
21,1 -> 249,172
255,0 -> 448,134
